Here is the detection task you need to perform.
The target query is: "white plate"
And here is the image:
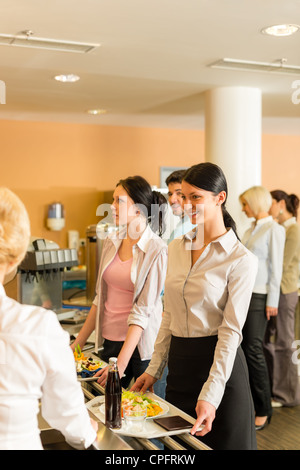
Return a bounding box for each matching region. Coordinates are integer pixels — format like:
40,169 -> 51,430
86,396 -> 197,439
99,399 -> 169,420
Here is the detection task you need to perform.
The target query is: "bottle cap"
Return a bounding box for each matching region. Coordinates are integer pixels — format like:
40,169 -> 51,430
109,357 -> 118,364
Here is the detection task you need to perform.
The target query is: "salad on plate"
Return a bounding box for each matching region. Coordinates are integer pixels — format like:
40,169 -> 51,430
74,344 -> 103,376
122,390 -> 164,418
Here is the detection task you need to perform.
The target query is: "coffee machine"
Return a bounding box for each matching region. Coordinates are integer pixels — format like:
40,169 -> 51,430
5,238 -> 79,320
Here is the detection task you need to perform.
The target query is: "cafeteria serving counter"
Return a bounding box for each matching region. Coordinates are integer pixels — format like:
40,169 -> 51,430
38,323 -> 211,451
38,359 -> 211,451
81,380 -> 211,451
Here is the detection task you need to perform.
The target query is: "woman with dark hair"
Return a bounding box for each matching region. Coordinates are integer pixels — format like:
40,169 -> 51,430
72,176 -> 168,389
132,162 -> 258,450
265,190 -> 300,407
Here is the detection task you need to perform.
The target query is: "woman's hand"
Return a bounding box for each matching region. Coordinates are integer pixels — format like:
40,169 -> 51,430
130,372 -> 156,395
190,400 -> 216,437
94,363 -> 127,387
94,365 -> 109,386
266,306 -> 278,321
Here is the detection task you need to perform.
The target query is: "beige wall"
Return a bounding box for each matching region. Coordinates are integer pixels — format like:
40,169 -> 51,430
262,133 -> 300,196
0,119 -> 204,246
1,119 -> 299,247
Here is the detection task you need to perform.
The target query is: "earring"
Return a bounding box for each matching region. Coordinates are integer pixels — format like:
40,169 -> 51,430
279,209 -> 283,215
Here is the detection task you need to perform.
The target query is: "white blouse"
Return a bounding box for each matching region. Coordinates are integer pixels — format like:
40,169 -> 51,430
93,225 -> 168,360
0,284 -> 96,450
242,216 -> 285,307
146,228 -> 258,409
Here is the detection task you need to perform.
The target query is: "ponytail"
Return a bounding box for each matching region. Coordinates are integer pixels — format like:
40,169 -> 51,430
222,206 -> 239,240
150,190 -> 168,237
117,175 -> 167,237
271,190 -> 299,219
288,194 -> 299,219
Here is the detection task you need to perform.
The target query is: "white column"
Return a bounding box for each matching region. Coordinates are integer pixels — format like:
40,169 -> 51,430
205,87 -> 262,237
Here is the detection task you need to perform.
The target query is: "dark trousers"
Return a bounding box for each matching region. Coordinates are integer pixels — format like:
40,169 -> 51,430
100,339 -> 167,398
100,339 -> 150,389
167,335 -> 257,450
242,293 -> 272,417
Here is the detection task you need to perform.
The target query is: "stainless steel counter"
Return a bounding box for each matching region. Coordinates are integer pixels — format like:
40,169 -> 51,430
38,324 -> 212,451
39,378 -> 211,451
81,380 -> 211,451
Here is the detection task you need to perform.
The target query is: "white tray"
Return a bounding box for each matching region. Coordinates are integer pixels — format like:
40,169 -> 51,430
86,395 -> 196,439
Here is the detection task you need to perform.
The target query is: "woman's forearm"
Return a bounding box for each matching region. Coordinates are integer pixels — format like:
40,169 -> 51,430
72,303 -> 97,350
117,324 -> 143,375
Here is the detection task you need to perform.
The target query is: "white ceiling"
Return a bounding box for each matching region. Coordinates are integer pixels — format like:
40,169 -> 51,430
0,0 -> 300,131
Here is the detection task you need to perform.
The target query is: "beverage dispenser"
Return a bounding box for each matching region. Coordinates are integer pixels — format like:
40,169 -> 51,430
5,238 -> 78,320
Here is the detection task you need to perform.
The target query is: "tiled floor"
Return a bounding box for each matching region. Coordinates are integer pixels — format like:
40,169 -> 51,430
255,304 -> 300,450
256,403 -> 300,450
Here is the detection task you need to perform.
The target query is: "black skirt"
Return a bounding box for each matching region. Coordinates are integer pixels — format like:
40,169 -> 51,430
166,335 -> 257,450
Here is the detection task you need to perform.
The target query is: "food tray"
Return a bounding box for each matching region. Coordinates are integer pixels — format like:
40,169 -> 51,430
75,352 -> 106,381
86,395 -> 196,439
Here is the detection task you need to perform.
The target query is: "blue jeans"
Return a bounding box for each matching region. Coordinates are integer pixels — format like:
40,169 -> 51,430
153,366 -> 168,399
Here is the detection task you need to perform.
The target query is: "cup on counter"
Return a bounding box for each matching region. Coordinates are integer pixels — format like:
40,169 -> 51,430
68,230 -> 79,250
123,405 -> 147,433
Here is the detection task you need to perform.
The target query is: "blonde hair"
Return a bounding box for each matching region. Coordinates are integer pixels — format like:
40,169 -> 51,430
0,188 -> 30,267
239,186 -> 272,216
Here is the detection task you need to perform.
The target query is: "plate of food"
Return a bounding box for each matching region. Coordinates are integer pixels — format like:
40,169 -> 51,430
99,390 -> 169,420
73,345 -> 103,378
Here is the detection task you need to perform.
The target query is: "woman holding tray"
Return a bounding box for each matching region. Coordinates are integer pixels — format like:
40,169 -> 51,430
72,175 -> 168,393
132,163 -> 258,450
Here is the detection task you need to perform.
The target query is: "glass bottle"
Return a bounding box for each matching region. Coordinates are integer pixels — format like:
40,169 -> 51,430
105,357 -> 122,429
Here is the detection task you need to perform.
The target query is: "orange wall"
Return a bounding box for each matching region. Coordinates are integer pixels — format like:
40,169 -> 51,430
1,119 -> 300,247
262,133 -> 300,196
0,119 -> 204,246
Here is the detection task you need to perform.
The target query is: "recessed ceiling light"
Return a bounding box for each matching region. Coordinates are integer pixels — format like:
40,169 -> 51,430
54,74 -> 80,83
87,109 -> 107,115
261,24 -> 300,37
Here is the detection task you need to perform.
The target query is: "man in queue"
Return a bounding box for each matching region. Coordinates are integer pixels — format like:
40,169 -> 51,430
166,169 -> 195,243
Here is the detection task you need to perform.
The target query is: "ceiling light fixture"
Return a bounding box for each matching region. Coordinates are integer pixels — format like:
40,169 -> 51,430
87,109 -> 107,115
54,74 -> 80,83
0,31 -> 100,53
210,58 -> 300,75
261,24 -> 300,37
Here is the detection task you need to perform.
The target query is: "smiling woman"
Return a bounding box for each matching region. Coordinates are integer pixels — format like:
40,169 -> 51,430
131,162 -> 258,450
182,162 -> 239,241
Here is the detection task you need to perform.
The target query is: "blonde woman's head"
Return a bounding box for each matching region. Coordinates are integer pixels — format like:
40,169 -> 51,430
239,186 -> 272,218
0,188 -> 30,270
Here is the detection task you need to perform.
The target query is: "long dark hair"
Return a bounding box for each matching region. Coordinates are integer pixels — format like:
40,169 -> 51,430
271,190 -> 299,219
117,175 -> 167,236
183,162 -> 239,239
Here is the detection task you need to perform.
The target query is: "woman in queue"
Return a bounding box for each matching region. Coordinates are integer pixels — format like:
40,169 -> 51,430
132,163 -> 258,450
72,176 -> 168,390
265,190 -> 300,407
0,188 -> 97,450
239,186 -> 285,430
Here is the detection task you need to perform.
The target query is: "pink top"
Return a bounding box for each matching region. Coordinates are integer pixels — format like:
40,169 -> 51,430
102,252 -> 134,341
